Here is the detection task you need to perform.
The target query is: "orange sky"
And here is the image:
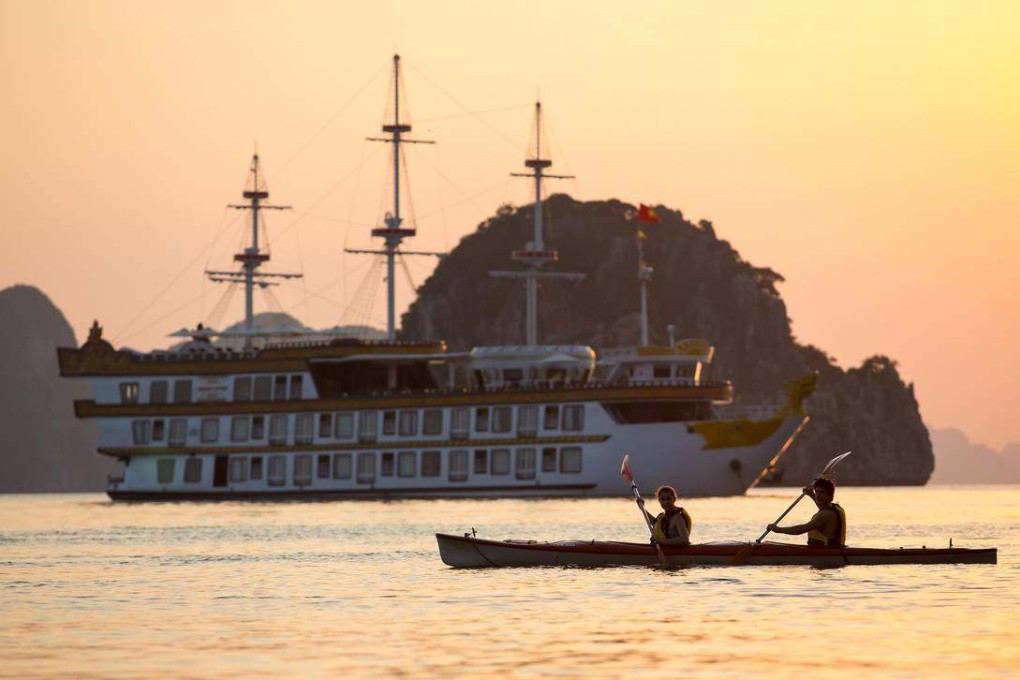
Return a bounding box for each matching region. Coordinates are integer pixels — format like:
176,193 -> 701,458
2,1 -> 1018,448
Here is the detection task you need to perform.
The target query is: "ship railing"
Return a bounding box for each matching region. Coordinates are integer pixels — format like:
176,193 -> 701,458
714,404 -> 781,421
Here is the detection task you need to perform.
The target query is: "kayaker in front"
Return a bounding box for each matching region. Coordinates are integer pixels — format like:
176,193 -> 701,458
767,477 -> 846,547
637,485 -> 692,546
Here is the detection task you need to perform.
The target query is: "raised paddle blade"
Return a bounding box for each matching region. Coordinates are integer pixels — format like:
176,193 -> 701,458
820,451 -> 852,478
620,454 -> 634,485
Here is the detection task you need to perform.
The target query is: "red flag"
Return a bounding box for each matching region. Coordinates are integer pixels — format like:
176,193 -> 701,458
638,204 -> 661,223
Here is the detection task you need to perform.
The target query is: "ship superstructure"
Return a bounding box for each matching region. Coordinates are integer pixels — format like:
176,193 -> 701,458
57,56 -> 815,501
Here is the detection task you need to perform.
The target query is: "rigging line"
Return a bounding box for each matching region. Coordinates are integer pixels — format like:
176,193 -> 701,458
114,207 -> 239,344
416,176 -> 514,221
397,252 -> 418,292
343,138 -> 371,314
417,102 -> 532,124
288,211 -> 375,228
267,63 -> 389,183
546,114 -> 580,195
277,280 -> 345,312
400,144 -> 418,229
260,285 -> 286,314
273,253 -> 377,310
205,281 -> 239,330
116,288 -> 212,346
406,63 -> 523,151
272,142 -> 387,245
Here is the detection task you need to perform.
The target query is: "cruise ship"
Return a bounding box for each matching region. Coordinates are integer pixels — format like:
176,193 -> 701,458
57,56 -> 815,501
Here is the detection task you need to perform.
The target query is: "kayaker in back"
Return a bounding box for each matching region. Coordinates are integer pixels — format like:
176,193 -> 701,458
767,478 -> 846,547
637,485 -> 692,546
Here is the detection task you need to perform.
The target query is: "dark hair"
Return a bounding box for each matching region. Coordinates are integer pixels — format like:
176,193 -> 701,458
813,478 -> 836,495
655,485 -> 678,499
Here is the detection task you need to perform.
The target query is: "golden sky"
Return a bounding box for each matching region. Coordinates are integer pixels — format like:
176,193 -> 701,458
2,1 -> 1018,448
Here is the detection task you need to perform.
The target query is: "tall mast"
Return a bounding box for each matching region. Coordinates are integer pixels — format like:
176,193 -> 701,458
206,154 -> 300,351
351,54 -> 436,341
490,102 -> 584,346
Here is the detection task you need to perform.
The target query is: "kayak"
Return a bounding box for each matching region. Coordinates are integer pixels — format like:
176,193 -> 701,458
436,533 -> 997,568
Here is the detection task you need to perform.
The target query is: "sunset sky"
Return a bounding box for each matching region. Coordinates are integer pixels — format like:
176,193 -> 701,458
2,1 -> 1018,448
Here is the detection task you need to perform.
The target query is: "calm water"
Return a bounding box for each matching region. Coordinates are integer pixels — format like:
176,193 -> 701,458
1,486 -> 1018,679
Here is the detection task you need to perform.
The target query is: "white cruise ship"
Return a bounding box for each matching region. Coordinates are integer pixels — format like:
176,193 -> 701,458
57,55 -> 815,501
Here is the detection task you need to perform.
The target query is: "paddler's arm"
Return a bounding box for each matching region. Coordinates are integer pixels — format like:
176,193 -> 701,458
635,496 -> 656,525
768,510 -> 827,536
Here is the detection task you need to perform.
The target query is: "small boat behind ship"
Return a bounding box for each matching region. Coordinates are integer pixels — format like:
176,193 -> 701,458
435,533 -> 997,568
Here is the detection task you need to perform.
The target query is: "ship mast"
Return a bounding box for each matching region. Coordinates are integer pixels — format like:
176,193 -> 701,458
490,101 -> 584,346
636,231 -> 653,346
206,154 -> 300,350
346,54 -> 439,341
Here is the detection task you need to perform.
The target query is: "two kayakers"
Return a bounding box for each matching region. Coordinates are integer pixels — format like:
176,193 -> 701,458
637,485 -> 692,546
767,478 -> 846,547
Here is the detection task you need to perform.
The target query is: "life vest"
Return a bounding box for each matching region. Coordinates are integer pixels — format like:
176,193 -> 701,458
653,507 -> 692,541
807,502 -> 846,547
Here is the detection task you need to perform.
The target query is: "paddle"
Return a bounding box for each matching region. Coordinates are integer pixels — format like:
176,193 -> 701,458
620,454 -> 669,566
731,450 -> 852,565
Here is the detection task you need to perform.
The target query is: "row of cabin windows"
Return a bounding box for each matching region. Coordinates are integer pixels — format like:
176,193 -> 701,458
120,374 -> 304,406
132,405 -> 586,446
156,446 -> 583,486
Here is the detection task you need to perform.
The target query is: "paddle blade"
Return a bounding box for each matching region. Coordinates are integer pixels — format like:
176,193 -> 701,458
620,454 -> 634,485
820,451 -> 852,477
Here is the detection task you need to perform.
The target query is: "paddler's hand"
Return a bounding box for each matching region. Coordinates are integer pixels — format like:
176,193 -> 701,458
636,497 -> 645,507
767,523 -> 778,532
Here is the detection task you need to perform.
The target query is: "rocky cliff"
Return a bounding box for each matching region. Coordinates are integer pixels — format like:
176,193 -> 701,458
401,195 -> 933,486
0,285 -> 111,492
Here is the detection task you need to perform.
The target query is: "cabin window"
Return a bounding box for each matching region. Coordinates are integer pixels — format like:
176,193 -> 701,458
398,410 -> 418,436
503,368 -> 524,385
152,419 -> 165,441
317,454 -> 331,479
492,406 -> 513,433
333,453 -> 352,480
132,420 -> 151,445
268,455 -> 287,486
169,418 -> 187,446
518,405 -> 538,437
473,449 -> 488,474
184,457 -> 202,483
423,409 -> 443,435
250,456 -> 263,480
449,450 -> 469,482
231,416 -> 249,442
254,376 -> 272,401
475,407 -> 490,433
542,447 -> 557,472
356,452 -> 376,483
150,380 -> 168,404
562,405 -> 584,431
200,418 -> 219,443
544,405 -> 559,430
561,447 -> 582,473
233,377 -> 252,402
157,458 -> 175,484
274,376 -> 288,401
515,448 -> 536,480
398,451 -> 416,478
318,413 -> 333,439
173,380 -> 192,404
269,414 -> 288,445
450,408 -> 470,439
421,450 -> 441,477
335,413 -> 354,439
119,382 -> 139,404
382,411 -> 397,436
491,448 -> 510,475
289,375 -> 303,400
294,454 -> 312,486
381,452 -> 395,477
358,412 -> 379,442
295,414 -> 314,444
251,416 -> 265,440
654,366 -> 671,379
229,457 -> 247,483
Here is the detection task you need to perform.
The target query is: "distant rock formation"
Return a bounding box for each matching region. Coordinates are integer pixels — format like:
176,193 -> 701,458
171,313 -> 385,351
0,285 -> 112,492
401,195 -> 934,486
929,427 -> 1020,484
